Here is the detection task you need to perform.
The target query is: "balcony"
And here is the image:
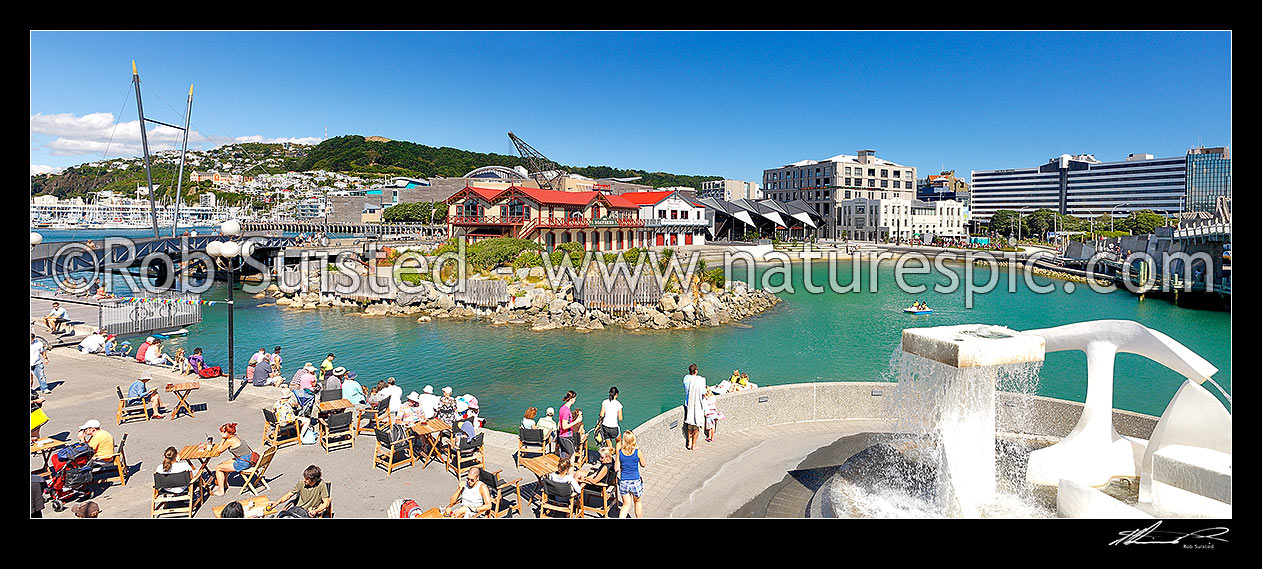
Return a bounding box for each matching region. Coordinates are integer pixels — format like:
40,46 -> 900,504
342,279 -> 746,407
537,217 -> 591,229
449,215 -> 526,226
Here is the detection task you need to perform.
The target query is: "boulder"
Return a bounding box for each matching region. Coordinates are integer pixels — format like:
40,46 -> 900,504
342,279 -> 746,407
417,316 -> 432,323
567,302 -> 586,316
548,299 -> 568,314
275,297 -> 292,306
659,294 -> 678,313
651,311 -> 669,328
529,266 -> 546,278
622,315 -> 640,330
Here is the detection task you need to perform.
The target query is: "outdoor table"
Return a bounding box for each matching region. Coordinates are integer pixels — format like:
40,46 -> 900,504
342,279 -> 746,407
165,381 -> 201,420
518,453 -> 561,504
418,507 -> 445,518
178,443 -> 223,492
31,438 -> 66,475
317,398 -> 353,414
410,419 -> 451,468
213,495 -> 278,518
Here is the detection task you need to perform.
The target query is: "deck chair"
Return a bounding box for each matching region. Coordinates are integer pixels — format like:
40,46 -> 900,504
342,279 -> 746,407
151,471 -> 200,518
116,386 -> 153,424
239,445 -> 277,496
539,477 -> 579,518
373,427 -> 414,476
261,408 -> 301,449
517,427 -> 547,466
447,432 -> 484,478
371,399 -> 392,432
319,388 -> 342,403
94,433 -> 129,486
480,468 -> 523,518
319,412 -> 355,454
356,400 -> 385,437
579,464 -> 619,518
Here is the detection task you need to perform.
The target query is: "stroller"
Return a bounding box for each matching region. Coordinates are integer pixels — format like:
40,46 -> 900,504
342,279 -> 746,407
45,442 -> 95,512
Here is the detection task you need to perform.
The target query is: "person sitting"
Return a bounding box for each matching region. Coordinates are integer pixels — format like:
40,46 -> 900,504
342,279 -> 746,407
145,339 -> 175,367
268,465 -> 331,518
105,338 -> 131,357
250,351 -> 283,388
521,407 -> 538,430
442,466 -> 493,518
78,330 -> 107,354
395,392 -> 425,427
155,446 -> 193,496
126,373 -> 165,419
42,302 -> 68,335
76,420 -> 116,471
738,371 -> 757,389
246,348 -> 267,384
219,501 -> 245,518
210,423 -> 257,496
187,348 -> 206,375
135,337 -> 155,363
274,390 -> 311,439
536,407 -> 558,444
544,459 -> 582,509
417,385 -> 440,420
577,444 -> 616,487
341,370 -> 366,408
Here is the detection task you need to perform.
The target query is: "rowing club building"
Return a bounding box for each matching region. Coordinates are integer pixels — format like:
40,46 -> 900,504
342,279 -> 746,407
446,186 -> 648,252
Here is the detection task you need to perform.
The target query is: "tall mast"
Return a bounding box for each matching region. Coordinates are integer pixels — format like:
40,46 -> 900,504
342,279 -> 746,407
132,61 -> 160,238
172,84 -> 193,236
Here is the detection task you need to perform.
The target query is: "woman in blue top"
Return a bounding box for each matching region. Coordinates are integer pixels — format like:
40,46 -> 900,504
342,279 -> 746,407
615,429 -> 646,518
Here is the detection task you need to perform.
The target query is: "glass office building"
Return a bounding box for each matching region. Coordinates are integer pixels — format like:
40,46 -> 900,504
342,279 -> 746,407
1186,147 -> 1231,213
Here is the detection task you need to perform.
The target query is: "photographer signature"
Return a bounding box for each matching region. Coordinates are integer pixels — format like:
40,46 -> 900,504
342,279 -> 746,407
1109,521 -> 1229,546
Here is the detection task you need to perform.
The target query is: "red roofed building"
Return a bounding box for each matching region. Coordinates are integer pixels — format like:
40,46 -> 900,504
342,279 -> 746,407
616,190 -> 711,246
445,186 -> 648,252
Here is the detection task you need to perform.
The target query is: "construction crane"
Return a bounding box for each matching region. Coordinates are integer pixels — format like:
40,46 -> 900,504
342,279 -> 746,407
508,132 -> 567,190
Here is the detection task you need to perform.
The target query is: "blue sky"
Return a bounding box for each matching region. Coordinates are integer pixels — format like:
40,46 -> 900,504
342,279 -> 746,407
30,31 -> 1231,183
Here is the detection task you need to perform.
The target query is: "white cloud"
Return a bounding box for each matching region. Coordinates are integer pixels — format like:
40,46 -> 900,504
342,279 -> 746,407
30,164 -> 64,176
31,112 -> 319,161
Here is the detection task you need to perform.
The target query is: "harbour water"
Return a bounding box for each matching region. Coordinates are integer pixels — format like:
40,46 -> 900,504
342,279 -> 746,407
108,258 -> 1231,434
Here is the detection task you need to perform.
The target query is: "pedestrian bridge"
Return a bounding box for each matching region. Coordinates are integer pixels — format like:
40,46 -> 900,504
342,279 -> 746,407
30,233 -> 296,281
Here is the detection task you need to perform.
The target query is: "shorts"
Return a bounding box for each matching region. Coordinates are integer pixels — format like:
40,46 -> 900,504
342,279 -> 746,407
600,425 -> 620,442
232,457 -> 253,471
618,478 -> 643,498
557,435 -> 576,457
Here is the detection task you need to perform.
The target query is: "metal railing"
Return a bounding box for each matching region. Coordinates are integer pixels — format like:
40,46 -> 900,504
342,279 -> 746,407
99,291 -> 202,336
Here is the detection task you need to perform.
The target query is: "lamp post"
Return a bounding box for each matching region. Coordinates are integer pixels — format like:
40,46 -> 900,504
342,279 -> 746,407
1017,206 -> 1030,243
1110,202 -> 1129,233
208,219 -> 244,401
31,232 -> 43,248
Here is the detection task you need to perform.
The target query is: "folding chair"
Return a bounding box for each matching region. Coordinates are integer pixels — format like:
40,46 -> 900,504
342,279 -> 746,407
480,468 -> 523,518
319,412 -> 355,454
94,433 -> 129,486
517,427 -> 547,466
152,471 -> 200,518
356,400 -> 385,437
116,387 -> 152,425
239,445 -> 277,496
373,427 -> 414,476
261,408 -> 301,449
539,477 -> 579,518
580,464 -> 619,518
447,432 -> 484,478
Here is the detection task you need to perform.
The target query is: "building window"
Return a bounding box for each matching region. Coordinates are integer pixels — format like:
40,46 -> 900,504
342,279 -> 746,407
881,180 -> 889,188
868,168 -> 875,176
868,179 -> 875,187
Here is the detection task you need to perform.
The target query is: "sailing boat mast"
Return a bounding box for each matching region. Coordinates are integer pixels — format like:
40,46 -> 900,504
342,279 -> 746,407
172,84 -> 193,236
132,61 -> 159,238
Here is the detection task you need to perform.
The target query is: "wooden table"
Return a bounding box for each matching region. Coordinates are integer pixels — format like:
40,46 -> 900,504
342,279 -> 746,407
418,507 -> 446,518
213,495 -> 279,518
318,398 -> 353,413
410,419 -> 451,468
165,381 -> 201,420
178,444 -> 222,491
518,453 -> 561,504
31,438 -> 66,475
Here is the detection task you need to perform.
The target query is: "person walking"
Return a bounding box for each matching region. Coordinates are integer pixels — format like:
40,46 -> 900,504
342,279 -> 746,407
616,429 -> 645,518
682,364 -> 706,450
599,386 -> 623,448
31,333 -> 50,394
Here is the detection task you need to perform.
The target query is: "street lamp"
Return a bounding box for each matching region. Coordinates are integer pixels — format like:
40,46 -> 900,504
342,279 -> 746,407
207,219 -> 245,402
1017,206 -> 1030,243
1110,202 -> 1129,233
31,232 -> 43,248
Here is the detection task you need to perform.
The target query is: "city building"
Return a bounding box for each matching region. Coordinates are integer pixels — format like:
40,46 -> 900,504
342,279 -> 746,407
836,197 -> 967,243
445,185 -> 646,252
198,192 -> 217,208
762,150 -> 918,238
616,190 -> 711,246
917,171 -> 970,205
699,179 -> 761,201
1185,146 -> 1231,214
969,149 -> 1227,224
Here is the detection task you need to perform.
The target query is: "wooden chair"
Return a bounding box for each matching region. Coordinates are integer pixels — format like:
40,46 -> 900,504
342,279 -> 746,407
94,433 -> 129,486
517,427 -> 547,466
447,432 -> 484,478
579,464 -> 619,518
373,427 -> 414,476
319,412 -> 355,454
261,408 -> 301,449
371,399 -> 393,432
355,400 -> 384,437
480,468 -> 523,518
539,477 -> 579,518
238,445 -> 277,496
151,471 -> 200,518
115,386 -> 152,425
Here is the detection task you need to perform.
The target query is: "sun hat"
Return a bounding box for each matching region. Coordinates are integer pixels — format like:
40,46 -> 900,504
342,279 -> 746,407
138,373 -> 152,381
346,371 -> 358,380
423,385 -> 434,394
79,419 -> 101,431
442,386 -> 452,395
146,337 -> 155,343
333,366 -> 347,375
304,362 -> 315,371
407,391 -> 422,404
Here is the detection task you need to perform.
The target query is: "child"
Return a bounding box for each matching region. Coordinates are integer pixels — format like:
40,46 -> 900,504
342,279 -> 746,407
702,390 -> 724,443
174,348 -> 188,374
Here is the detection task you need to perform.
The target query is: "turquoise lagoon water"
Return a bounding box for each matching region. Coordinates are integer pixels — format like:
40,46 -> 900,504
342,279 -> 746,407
107,259 -> 1231,434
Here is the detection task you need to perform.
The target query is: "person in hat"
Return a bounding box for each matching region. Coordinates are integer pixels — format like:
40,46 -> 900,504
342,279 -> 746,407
71,501 -> 101,518
395,392 -> 425,426
102,334 -> 127,356
76,420 -> 115,466
145,338 -> 175,367
135,337 -> 155,363
325,367 -> 346,392
536,407 -> 558,446
435,387 -> 457,425
320,353 -> 336,379
341,370 -> 366,408
126,373 -> 164,419
417,385 -> 440,420
289,362 -> 313,390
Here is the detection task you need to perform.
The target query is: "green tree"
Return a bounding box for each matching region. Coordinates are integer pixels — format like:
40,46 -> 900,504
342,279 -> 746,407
989,210 -> 1021,236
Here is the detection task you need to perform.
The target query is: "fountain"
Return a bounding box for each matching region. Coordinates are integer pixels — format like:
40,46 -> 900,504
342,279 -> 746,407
818,319 -> 1231,518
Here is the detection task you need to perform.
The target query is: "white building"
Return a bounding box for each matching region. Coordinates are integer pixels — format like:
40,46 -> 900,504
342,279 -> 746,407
619,190 -> 711,246
763,149 -> 917,238
700,179 -> 761,201
838,197 -> 967,243
199,192 -> 217,208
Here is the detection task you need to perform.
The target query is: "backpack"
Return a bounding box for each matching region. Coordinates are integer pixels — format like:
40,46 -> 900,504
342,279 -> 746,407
399,499 -> 424,518
198,366 -> 222,378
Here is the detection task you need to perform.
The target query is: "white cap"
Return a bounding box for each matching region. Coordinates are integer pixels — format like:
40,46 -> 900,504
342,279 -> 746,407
423,385 -> 433,394
79,419 -> 101,431
146,337 -> 155,343
545,407 -> 555,416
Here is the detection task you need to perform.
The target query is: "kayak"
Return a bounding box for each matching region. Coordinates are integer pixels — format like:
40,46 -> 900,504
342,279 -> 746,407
153,328 -> 189,339
903,308 -> 933,315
